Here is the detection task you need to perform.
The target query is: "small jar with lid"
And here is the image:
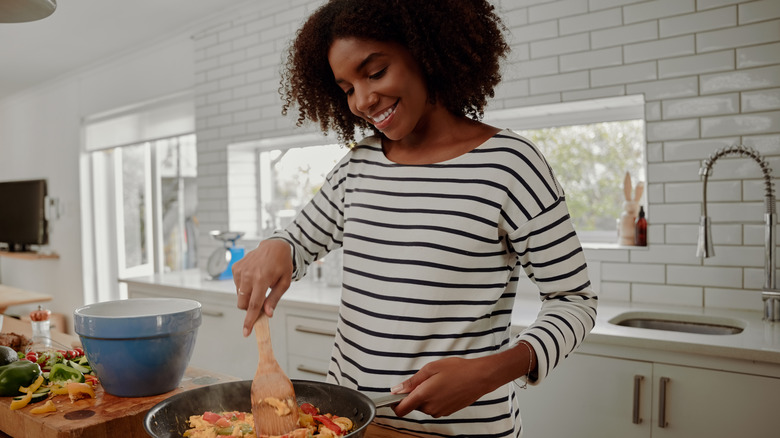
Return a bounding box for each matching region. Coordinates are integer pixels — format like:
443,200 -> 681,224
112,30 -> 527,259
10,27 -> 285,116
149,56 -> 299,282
29,305 -> 52,349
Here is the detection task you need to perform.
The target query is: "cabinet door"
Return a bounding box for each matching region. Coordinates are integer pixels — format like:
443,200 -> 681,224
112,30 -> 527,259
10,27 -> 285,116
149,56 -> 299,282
517,353 -> 652,438
285,314 -> 336,381
652,364 -> 780,438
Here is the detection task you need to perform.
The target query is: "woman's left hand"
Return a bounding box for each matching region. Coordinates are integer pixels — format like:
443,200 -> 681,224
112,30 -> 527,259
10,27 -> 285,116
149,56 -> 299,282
390,356 -> 498,418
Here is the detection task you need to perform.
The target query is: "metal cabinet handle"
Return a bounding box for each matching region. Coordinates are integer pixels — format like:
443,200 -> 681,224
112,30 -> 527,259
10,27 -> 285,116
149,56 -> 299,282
658,377 -> 670,428
201,310 -> 224,317
632,375 -> 644,424
294,325 -> 336,337
296,365 -> 328,377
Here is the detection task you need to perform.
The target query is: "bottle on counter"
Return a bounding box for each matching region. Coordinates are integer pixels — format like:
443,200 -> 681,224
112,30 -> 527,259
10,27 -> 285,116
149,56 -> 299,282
29,305 -> 52,350
635,206 -> 647,246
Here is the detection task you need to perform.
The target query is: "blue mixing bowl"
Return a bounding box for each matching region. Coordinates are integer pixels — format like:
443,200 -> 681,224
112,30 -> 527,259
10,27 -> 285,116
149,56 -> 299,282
73,298 -> 202,397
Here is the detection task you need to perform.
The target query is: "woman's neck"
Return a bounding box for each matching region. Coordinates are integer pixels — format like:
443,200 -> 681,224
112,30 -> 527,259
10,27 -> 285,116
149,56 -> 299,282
382,110 -> 500,165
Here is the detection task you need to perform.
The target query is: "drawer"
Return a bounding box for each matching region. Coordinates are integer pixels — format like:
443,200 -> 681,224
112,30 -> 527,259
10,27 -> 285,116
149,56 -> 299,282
286,315 -> 337,361
288,354 -> 330,381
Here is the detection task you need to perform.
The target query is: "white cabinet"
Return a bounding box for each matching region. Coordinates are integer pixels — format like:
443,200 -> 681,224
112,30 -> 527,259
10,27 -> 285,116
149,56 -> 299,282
280,309 -> 337,381
518,353 -> 780,438
518,353 -> 652,438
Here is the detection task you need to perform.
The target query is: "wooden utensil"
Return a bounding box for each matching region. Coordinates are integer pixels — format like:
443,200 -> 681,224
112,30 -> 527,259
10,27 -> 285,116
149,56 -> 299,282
251,313 -> 299,436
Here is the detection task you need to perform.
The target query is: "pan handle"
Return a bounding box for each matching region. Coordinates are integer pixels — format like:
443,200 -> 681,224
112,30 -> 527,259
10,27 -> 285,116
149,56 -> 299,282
372,393 -> 408,409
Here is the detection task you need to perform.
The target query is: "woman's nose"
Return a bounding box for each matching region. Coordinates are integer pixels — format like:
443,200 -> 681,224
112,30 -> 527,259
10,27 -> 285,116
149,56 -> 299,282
354,86 -> 378,114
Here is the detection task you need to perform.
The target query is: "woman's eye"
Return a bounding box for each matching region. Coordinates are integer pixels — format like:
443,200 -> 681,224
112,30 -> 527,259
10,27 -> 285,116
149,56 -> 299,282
369,68 -> 387,80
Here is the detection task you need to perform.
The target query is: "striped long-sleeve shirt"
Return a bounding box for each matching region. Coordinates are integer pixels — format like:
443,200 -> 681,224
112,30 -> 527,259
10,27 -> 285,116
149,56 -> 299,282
274,129 -> 597,437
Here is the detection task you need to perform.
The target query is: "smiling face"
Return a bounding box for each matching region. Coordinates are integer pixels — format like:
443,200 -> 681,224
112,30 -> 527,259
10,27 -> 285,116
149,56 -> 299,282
328,38 -> 432,142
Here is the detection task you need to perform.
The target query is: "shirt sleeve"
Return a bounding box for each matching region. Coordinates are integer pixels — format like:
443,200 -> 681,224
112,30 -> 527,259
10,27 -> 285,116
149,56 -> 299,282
510,197 -> 597,386
269,151 -> 351,281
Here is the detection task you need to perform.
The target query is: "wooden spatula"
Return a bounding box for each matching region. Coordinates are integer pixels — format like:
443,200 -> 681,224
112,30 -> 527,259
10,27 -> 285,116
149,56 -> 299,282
251,313 -> 299,436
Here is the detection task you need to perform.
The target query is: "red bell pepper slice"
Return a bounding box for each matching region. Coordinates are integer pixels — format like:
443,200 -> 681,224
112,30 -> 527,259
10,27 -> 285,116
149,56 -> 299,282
300,402 -> 318,416
314,415 -> 342,434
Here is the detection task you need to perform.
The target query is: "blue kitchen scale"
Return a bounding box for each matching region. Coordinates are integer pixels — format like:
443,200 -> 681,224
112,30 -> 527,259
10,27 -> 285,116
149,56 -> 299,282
206,231 -> 245,280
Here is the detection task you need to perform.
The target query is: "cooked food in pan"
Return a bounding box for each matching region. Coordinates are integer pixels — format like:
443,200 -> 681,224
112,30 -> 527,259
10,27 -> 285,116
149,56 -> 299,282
184,402 -> 354,437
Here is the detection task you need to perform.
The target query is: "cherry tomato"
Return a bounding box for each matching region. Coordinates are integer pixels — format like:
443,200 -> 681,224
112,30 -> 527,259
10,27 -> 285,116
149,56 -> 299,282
25,352 -> 38,362
74,347 -> 84,357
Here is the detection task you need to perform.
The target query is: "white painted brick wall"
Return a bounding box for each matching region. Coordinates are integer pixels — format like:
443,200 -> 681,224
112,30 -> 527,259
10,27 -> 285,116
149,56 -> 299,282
192,0 -> 780,312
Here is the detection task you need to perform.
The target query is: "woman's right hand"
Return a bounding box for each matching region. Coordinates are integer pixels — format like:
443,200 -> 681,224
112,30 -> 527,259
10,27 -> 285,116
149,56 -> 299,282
232,239 -> 294,337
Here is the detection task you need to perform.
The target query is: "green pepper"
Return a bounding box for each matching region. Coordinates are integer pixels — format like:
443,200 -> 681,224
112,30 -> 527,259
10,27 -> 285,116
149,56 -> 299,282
48,363 -> 85,384
0,360 -> 42,396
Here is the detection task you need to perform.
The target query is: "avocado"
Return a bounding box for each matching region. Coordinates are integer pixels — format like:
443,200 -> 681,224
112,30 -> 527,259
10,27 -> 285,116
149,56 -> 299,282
0,346 -> 19,366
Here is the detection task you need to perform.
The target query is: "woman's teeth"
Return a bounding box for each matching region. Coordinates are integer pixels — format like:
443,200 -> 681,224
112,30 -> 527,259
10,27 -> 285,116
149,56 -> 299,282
371,105 -> 395,123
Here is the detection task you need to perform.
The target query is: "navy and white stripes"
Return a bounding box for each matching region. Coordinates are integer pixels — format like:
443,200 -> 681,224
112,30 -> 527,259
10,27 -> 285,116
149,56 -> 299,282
275,129 -> 597,437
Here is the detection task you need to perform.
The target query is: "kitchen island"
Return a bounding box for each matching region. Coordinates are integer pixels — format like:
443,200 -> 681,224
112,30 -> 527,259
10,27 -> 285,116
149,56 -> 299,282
124,268 -> 780,438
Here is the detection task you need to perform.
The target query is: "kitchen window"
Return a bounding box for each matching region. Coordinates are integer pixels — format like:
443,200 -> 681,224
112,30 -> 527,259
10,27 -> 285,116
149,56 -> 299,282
81,93 -> 197,302
230,96 -> 645,246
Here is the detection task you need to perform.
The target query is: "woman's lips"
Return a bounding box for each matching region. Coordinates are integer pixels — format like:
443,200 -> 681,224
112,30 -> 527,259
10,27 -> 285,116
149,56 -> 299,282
368,102 -> 398,131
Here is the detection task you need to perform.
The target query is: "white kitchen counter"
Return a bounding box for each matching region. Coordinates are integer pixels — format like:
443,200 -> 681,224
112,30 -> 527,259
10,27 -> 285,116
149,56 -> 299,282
122,269 -> 780,368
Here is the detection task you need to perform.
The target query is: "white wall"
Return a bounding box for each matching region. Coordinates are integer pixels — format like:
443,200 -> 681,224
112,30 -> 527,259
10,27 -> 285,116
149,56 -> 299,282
192,0 -> 780,312
0,33 -> 197,329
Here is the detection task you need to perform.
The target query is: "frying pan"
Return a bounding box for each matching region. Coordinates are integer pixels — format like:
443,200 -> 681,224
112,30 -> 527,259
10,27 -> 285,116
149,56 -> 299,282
144,379 -> 405,438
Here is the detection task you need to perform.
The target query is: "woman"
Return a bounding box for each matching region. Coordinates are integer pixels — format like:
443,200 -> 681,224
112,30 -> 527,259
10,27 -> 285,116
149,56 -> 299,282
233,1 -> 597,436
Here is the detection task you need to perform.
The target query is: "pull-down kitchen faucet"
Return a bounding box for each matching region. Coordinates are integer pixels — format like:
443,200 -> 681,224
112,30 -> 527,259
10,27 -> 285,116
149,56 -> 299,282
697,144 -> 778,321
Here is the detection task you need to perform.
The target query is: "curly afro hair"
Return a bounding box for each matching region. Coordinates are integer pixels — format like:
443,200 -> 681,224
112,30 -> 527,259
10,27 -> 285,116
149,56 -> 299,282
280,0 -> 510,144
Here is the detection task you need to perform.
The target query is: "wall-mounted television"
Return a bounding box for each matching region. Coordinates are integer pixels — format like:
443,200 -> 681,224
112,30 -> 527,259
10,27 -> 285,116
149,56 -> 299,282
0,179 -> 48,252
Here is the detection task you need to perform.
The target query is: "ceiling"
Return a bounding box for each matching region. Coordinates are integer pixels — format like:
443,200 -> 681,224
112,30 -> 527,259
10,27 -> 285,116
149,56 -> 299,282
0,0 -> 250,101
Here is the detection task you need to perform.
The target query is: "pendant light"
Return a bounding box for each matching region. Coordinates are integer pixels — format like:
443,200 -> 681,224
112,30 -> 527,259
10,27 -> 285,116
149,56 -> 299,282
0,0 -> 57,23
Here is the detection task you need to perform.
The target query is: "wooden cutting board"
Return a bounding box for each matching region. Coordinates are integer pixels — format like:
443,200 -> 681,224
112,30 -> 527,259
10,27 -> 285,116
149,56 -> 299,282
0,367 -> 239,438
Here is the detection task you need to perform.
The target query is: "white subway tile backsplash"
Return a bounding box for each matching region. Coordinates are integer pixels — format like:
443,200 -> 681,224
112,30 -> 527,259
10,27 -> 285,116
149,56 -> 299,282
662,137 -> 739,161
632,283 -> 703,306
739,0 -> 780,25
529,71 -> 589,94
625,36 -> 695,64
646,161 -> 701,182
665,224 -> 744,245
512,21 -> 559,44
703,245 -> 764,268
737,42 -> 780,68
697,20 -> 780,53
559,8 -> 622,35
602,262 -> 666,283
561,84 -> 625,100
560,47 -> 622,72
641,203 -> 700,224
516,57 -> 559,78
704,287 -> 763,311
742,88 -> 780,112
598,281 -> 632,301
658,50 -> 735,79
629,244 -> 700,264
529,0 -> 588,22
588,0 -> 644,12
662,93 -> 738,119
702,110 -> 780,137
646,102 -> 661,122
530,33 -> 590,58
592,21 -> 657,49
623,0 -> 695,24
627,76 -> 698,100
664,180 -> 741,203
668,265 -> 742,288
708,202 -> 765,223
591,61 -> 656,88
659,6 -> 736,38
646,118 -> 699,142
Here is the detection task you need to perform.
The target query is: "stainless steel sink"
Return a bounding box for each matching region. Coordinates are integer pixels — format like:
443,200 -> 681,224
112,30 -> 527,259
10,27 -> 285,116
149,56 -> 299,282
608,311 -> 745,335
